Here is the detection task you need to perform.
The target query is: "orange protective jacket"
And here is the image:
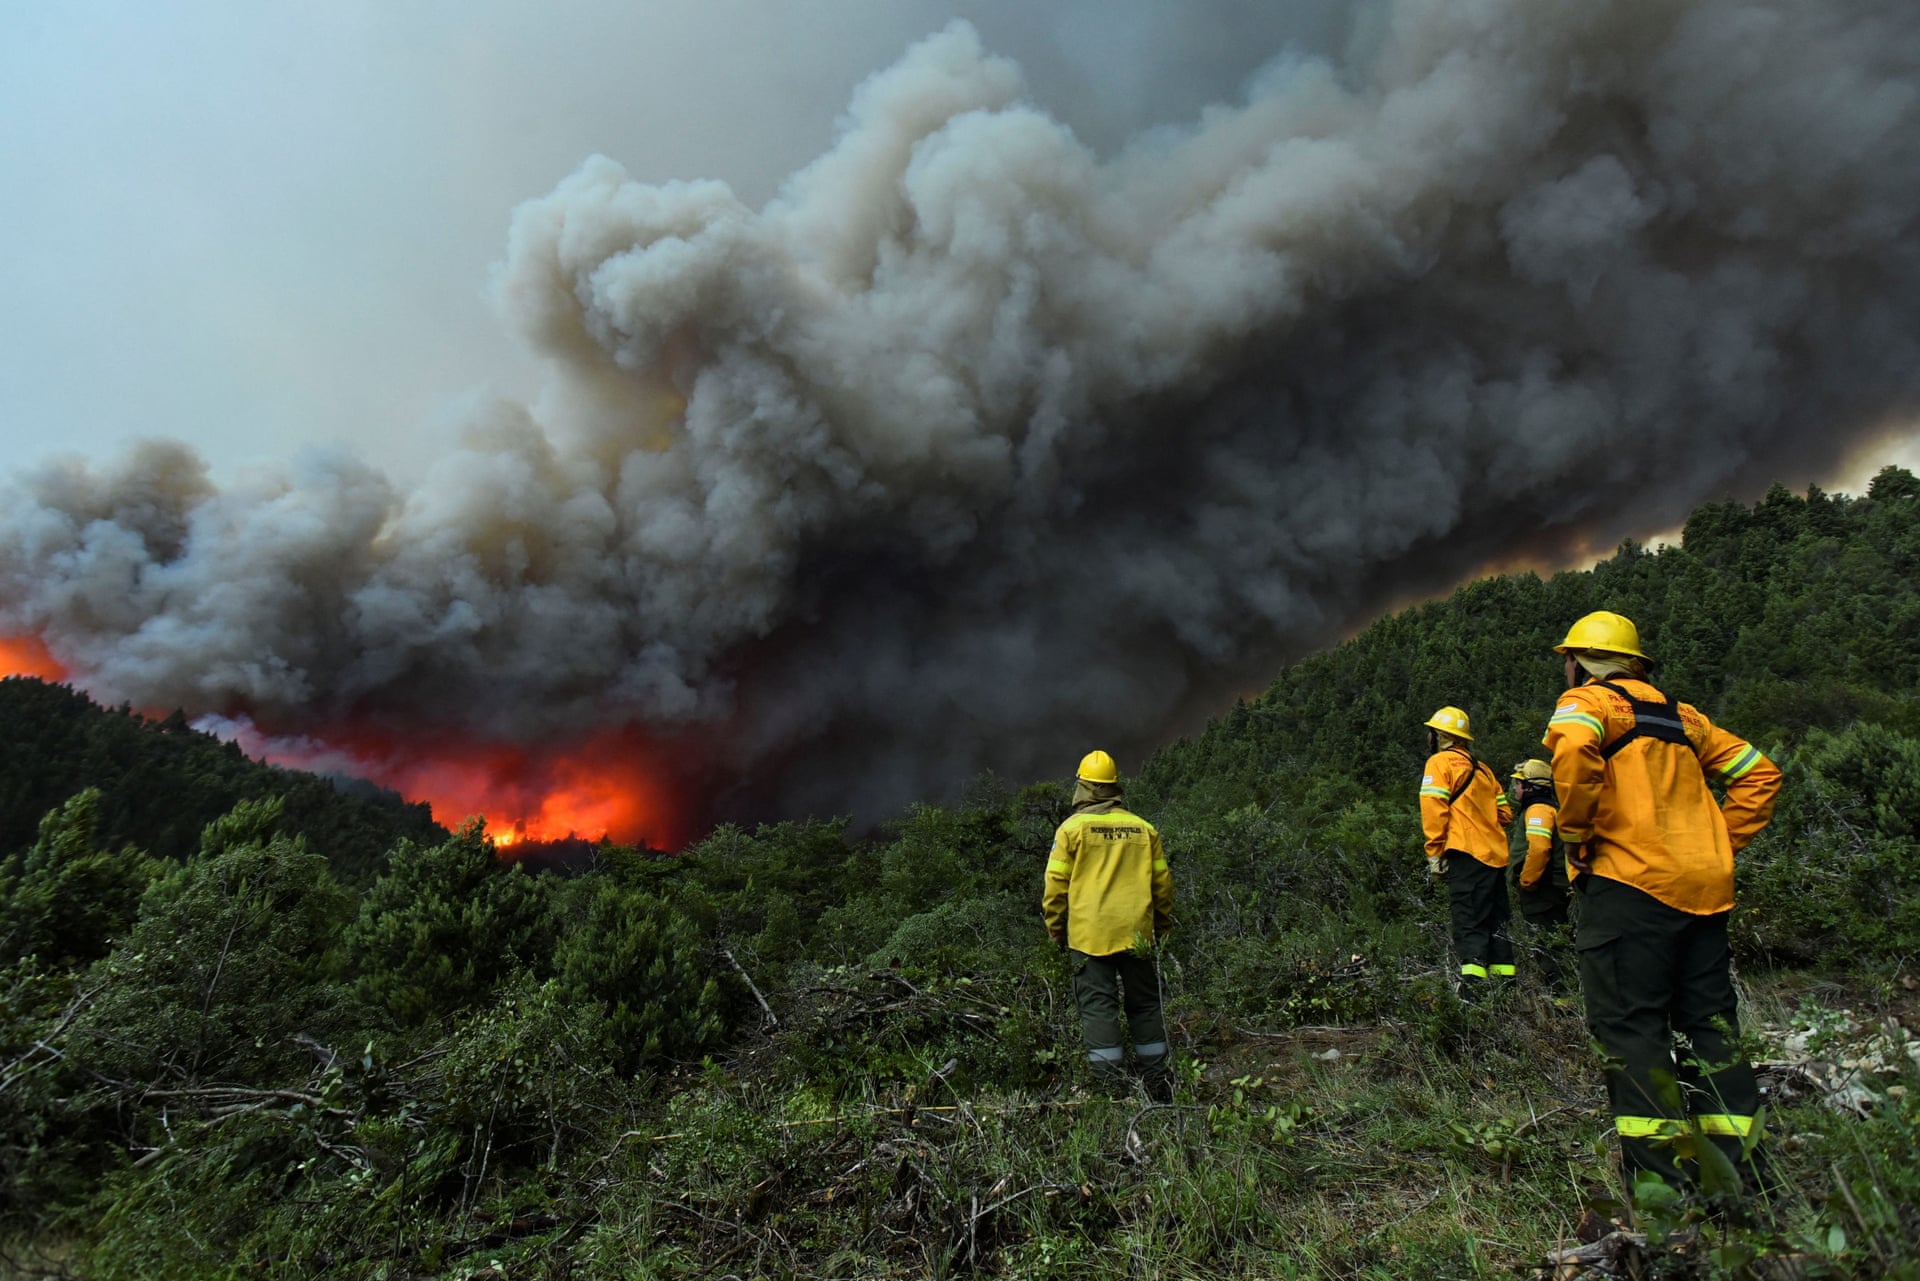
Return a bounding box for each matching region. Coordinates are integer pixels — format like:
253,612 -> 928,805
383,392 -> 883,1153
1420,748 -> 1513,868
1542,677 -> 1781,915
1517,801 -> 1560,889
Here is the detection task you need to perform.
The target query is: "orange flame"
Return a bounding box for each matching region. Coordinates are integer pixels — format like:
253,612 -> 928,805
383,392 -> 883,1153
3,636 -> 693,850
0,634 -> 67,682
236,721 -> 692,851
391,732 -> 684,847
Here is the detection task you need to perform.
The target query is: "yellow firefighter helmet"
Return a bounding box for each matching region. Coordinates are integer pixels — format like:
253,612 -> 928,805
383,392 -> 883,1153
1076,750 -> 1119,784
1553,610 -> 1653,662
1510,759 -> 1554,784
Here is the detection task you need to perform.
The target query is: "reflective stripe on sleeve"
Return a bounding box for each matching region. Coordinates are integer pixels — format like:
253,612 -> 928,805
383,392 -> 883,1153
1046,859 -> 1071,875
1420,786 -> 1453,799
1615,1116 -> 1689,1139
1696,1113 -> 1755,1137
1152,859 -> 1168,871
1460,963 -> 1488,979
1716,746 -> 1763,781
1549,709 -> 1606,737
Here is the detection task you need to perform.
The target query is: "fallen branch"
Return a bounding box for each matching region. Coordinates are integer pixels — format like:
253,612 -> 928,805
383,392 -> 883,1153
870,971 -> 922,996
1230,1019 -> 1408,1039
0,981 -> 103,1096
623,1097 -> 1108,1145
723,948 -> 779,1029
137,1085 -> 354,1118
1547,1228 -> 1651,1270
1831,1162 -> 1895,1273
1123,1101 -> 1186,1165
446,1212 -> 566,1260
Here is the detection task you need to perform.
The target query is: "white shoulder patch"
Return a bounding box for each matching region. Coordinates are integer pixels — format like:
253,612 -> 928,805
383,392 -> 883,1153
1422,775 -> 1434,785
1556,703 -> 1578,713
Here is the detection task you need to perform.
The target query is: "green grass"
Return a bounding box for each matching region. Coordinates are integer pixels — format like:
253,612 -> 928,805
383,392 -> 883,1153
44,967 -> 1890,1280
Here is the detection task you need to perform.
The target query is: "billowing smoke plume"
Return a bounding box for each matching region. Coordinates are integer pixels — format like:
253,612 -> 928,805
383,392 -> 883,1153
5,1 -> 1919,823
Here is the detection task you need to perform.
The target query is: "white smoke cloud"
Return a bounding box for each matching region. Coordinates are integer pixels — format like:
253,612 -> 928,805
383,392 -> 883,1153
5,1 -> 1920,821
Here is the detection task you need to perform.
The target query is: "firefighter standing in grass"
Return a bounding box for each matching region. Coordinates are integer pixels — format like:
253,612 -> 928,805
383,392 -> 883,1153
1043,750 -> 1174,1097
1510,759 -> 1574,995
1419,707 -> 1516,994
1543,611 -> 1782,1198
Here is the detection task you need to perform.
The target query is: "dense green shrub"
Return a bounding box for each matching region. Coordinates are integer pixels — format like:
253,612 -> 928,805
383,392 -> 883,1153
430,974 -> 624,1182
344,820 -> 559,1028
71,797 -> 354,1086
677,818 -> 862,957
1802,721 -> 1920,840
0,789 -> 160,969
1735,723 -> 1920,963
0,961 -> 91,1226
870,892 -> 1034,975
552,880 -> 733,1072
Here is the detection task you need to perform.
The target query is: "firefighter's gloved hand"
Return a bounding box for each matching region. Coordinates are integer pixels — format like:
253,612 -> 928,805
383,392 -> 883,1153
1051,933 -> 1068,953
1559,840 -> 1591,875
1426,855 -> 1448,878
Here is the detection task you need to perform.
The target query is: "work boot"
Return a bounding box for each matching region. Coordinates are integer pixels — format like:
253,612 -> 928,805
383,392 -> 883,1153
1086,1052 -> 1129,1096
1137,1057 -> 1175,1104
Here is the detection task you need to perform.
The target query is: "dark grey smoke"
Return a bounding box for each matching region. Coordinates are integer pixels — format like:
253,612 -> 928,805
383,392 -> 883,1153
5,3 -> 1919,821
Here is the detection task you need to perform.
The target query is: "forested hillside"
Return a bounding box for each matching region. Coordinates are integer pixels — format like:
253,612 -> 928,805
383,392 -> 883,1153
3,471 -> 1918,1278
1140,466 -> 1920,823
0,680 -> 444,882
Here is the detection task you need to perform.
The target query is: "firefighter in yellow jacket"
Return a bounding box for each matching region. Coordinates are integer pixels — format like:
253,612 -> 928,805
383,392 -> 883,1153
1043,750 -> 1174,1094
1543,611 -> 1782,1198
1420,707 -> 1515,993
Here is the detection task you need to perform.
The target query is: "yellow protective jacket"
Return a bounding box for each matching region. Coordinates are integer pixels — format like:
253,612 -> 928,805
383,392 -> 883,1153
1542,677 -> 1781,915
1420,749 -> 1513,867
1517,801 -> 1559,889
1043,802 -> 1173,957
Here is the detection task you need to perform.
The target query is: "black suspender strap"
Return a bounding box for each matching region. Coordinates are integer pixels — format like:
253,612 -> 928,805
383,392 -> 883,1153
1446,752 -> 1490,805
1593,680 -> 1693,760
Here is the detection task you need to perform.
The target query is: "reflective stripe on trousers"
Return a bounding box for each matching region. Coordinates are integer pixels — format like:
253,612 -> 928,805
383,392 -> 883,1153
1697,1114 -> 1754,1137
1616,1114 -> 1754,1138
1576,877 -> 1763,1189
1070,949 -> 1168,1067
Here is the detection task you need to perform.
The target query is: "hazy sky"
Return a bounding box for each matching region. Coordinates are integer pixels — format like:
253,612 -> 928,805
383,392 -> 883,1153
0,0 -> 1367,482
2,1 -> 1912,491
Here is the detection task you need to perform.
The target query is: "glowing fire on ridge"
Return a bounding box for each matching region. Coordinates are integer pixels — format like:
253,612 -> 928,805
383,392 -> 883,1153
0,635 -> 66,683
3,634 -> 688,850
337,727 -> 686,849
201,719 -> 691,851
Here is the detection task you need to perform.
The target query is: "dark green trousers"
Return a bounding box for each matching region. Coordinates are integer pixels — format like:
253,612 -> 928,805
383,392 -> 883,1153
1517,858 -> 1573,994
1071,950 -> 1168,1080
1446,851 -> 1513,981
1575,876 -> 1762,1192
